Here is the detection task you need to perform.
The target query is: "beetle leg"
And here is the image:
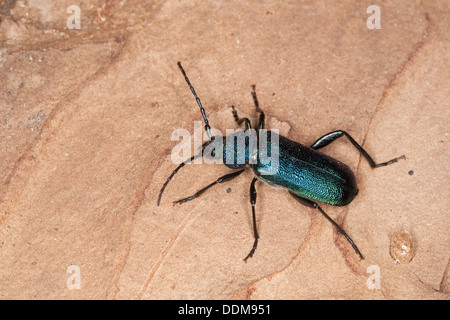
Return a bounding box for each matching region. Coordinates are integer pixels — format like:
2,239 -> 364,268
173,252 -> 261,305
173,169 -> 245,204
251,85 -> 265,130
244,177 -> 259,262
310,130 -> 405,168
231,105 -> 252,130
289,192 -> 364,259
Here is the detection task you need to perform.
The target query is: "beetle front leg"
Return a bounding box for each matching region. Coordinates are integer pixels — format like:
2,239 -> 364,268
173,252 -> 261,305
231,106 -> 252,130
251,85 -> 265,131
289,192 -> 364,259
173,169 -> 245,204
310,130 -> 405,168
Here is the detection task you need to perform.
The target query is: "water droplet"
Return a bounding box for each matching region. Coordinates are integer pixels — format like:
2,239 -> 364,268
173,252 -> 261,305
390,231 -> 414,263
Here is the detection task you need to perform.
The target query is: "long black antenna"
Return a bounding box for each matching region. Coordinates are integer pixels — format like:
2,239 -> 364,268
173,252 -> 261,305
177,61 -> 212,140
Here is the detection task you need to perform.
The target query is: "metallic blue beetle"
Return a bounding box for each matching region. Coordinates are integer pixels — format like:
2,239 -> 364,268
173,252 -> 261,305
158,62 -> 405,261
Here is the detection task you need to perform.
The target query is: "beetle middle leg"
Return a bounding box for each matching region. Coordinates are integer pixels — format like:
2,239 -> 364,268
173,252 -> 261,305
289,192 -> 364,259
244,177 -> 259,262
310,130 -> 405,168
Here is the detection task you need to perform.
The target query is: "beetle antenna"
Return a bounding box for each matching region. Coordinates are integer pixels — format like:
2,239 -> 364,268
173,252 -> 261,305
157,152 -> 201,206
177,61 -> 212,140
157,141 -> 210,206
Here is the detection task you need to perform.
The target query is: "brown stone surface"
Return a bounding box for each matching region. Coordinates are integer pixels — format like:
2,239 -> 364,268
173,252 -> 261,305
0,0 -> 448,299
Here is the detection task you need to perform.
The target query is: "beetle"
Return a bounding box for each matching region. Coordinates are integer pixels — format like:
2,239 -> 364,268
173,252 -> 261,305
158,61 -> 405,261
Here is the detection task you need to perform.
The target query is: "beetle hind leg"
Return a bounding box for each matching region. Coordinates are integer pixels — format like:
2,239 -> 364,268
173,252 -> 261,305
310,130 -> 405,168
289,192 -> 364,259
